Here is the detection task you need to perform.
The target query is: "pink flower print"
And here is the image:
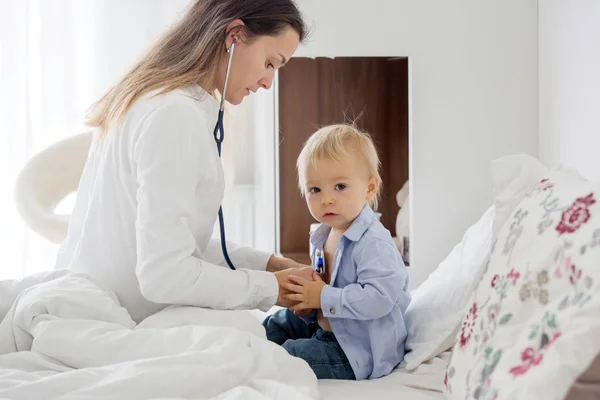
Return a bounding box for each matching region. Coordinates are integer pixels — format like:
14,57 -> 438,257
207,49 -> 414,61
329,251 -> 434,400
491,274 -> 499,288
509,347 -> 543,377
487,303 -> 500,321
509,333 -> 561,377
569,263 -> 582,286
444,369 -> 448,388
545,332 -> 561,349
507,269 -> 521,286
536,178 -> 555,193
556,257 -> 582,285
556,256 -> 571,279
459,302 -> 478,349
556,193 -> 596,235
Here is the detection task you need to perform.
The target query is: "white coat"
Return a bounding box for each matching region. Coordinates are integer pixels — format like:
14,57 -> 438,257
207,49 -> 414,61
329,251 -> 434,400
54,85 -> 278,323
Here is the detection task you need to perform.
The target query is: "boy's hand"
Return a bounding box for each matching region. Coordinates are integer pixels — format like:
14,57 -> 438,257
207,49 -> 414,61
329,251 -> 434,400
284,271 -> 326,311
274,267 -> 314,307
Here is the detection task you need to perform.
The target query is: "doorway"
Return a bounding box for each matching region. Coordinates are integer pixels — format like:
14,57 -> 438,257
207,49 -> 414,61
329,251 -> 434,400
277,57 -> 409,264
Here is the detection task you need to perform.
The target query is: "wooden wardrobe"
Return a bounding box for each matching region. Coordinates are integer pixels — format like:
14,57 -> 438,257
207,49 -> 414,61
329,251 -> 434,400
277,57 -> 409,263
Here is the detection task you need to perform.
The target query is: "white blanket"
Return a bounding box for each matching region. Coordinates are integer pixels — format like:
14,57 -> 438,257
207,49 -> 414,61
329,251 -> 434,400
0,272 -> 319,400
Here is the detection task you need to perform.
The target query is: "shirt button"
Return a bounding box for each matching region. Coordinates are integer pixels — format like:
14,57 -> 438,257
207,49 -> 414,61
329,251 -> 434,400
329,307 -> 336,315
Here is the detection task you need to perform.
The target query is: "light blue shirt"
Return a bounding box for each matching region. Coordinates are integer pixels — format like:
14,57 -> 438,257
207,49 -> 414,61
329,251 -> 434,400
306,205 -> 410,380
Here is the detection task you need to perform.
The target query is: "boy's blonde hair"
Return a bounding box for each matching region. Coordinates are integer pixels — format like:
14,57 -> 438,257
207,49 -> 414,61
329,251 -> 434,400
296,124 -> 382,210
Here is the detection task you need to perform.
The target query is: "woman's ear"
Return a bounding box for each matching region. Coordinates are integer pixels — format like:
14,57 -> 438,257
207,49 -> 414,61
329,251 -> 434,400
366,176 -> 380,201
225,19 -> 246,49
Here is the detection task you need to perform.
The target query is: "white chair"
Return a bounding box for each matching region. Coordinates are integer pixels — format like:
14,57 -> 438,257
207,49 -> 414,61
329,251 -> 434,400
14,132 -> 93,244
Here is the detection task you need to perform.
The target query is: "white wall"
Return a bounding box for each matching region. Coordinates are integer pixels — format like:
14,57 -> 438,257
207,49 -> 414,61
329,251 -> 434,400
539,1 -> 600,182
294,0 -> 539,288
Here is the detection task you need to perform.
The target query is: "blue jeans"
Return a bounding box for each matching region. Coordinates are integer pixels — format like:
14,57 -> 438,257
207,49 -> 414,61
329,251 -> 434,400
263,308 -> 356,380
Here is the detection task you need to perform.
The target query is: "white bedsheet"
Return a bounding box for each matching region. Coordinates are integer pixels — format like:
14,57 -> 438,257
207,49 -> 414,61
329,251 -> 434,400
0,272 -> 319,400
319,352 -> 449,400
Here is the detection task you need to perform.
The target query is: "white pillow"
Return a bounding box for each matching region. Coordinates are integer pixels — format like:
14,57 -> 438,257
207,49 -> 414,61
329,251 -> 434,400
491,154 -> 549,238
403,154 -> 549,370
403,206 -> 494,370
445,167 -> 600,399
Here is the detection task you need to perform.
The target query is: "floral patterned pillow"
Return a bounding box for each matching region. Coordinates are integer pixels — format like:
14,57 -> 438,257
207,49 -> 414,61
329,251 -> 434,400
444,167 -> 600,400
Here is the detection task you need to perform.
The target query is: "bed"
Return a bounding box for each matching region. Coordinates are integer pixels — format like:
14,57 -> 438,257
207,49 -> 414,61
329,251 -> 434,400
0,277 -> 446,400
6,143 -> 600,399
318,353 -> 448,400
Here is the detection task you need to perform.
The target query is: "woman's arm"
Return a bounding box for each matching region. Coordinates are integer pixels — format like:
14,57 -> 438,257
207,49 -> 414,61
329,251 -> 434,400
203,238 -> 271,271
133,100 -> 278,311
204,239 -> 301,272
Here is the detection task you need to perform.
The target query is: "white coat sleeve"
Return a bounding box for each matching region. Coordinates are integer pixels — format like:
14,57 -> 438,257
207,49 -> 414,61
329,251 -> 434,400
204,238 -> 272,271
132,101 -> 278,311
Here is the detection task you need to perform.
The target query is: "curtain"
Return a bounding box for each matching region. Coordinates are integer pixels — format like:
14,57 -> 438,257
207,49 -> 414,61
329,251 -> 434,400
0,0 -> 277,280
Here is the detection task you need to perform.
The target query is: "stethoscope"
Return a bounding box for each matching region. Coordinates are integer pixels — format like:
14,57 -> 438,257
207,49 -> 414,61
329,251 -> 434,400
213,36 -> 237,270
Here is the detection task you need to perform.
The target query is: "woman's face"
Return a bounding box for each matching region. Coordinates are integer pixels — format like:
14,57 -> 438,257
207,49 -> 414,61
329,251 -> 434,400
216,24 -> 300,105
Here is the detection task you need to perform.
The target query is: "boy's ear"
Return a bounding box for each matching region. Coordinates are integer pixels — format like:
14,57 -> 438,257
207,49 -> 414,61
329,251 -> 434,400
366,176 -> 380,201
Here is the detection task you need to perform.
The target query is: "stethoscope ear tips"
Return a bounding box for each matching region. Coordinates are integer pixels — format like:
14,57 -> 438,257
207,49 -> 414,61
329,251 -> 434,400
226,38 -> 237,53
228,35 -> 239,51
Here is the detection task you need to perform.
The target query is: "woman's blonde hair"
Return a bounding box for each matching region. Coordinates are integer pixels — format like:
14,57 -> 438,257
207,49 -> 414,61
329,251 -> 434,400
296,124 -> 382,210
86,0 -> 306,135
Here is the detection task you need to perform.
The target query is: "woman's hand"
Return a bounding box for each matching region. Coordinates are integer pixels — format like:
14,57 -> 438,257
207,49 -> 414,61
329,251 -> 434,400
284,271 -> 326,311
274,266 -> 314,307
267,255 -> 311,272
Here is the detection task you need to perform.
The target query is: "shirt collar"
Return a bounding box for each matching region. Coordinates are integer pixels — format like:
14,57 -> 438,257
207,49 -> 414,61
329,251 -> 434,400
309,205 -> 377,249
344,204 -> 377,241
183,84 -> 219,114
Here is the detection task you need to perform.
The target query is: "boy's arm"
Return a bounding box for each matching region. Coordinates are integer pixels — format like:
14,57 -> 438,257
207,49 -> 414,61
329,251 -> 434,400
320,239 -> 409,321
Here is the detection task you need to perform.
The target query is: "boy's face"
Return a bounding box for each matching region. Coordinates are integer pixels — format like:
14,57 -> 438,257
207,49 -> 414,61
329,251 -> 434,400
301,153 -> 379,231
